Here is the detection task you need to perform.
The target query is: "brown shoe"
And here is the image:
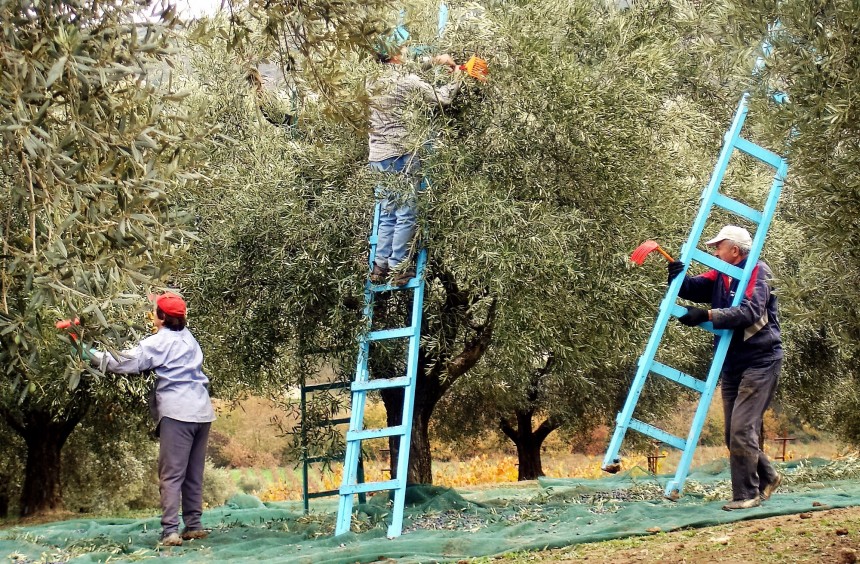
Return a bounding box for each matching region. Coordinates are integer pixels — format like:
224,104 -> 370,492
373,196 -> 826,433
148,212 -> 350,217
760,472 -> 783,500
370,263 -> 389,283
160,532 -> 183,546
181,528 -> 209,540
392,266 -> 416,287
722,498 -> 760,511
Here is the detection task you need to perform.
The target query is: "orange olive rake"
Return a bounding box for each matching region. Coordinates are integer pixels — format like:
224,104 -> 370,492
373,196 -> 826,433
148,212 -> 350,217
630,240 -> 674,265
459,55 -> 488,81
55,317 -> 81,341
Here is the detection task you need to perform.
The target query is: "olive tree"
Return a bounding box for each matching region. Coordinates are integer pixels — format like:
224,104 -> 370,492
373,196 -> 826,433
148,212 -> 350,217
0,0 -> 207,515
703,0 -> 860,445
184,0 -> 753,484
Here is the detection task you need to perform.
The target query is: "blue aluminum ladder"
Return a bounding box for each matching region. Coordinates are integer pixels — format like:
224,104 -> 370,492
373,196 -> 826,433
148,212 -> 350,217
601,93 -> 789,499
335,201 -> 427,538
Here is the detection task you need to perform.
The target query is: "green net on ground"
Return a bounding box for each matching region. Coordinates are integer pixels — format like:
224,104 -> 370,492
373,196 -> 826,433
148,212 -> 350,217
3,458 -> 859,563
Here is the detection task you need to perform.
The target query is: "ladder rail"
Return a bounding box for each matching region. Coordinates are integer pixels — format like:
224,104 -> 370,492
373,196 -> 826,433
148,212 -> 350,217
602,95 -> 753,472
333,202 -> 382,534
387,250 -> 427,537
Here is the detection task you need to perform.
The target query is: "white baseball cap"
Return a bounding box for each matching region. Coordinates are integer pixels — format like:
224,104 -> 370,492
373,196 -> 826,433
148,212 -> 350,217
704,225 -> 753,247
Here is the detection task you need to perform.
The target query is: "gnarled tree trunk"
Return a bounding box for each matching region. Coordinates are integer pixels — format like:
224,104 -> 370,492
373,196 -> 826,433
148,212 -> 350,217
499,354 -> 559,480
3,401 -> 88,516
381,268 -> 497,484
500,410 -> 559,480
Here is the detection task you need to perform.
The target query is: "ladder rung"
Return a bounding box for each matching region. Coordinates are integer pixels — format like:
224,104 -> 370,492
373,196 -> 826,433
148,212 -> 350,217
670,305 -> 719,334
733,137 -> 785,169
650,361 -> 706,393
371,278 -> 422,292
352,376 -> 411,392
307,489 -> 340,499
713,193 -> 763,224
690,249 -> 745,280
368,327 -> 415,341
340,479 -> 400,495
627,418 -> 687,451
302,381 -> 351,392
347,425 -> 407,441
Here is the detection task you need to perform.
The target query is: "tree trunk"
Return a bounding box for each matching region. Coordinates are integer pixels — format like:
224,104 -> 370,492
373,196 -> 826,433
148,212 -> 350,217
381,384 -> 438,484
501,410 -> 559,481
19,419 -> 74,516
4,407 -> 85,517
515,435 -> 544,481
0,482 -> 8,518
378,268 -> 497,485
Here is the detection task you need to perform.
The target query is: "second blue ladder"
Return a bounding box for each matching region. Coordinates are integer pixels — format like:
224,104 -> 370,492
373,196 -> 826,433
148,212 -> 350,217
602,94 -> 789,499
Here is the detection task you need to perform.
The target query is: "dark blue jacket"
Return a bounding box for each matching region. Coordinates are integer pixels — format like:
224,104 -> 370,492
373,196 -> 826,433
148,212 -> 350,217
678,258 -> 782,372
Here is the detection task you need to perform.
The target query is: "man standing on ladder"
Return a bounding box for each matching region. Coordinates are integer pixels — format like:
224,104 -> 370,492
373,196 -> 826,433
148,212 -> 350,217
367,32 -> 461,286
667,225 -> 783,511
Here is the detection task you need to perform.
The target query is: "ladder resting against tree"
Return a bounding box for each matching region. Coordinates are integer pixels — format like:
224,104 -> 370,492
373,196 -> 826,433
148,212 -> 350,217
334,201 -> 428,538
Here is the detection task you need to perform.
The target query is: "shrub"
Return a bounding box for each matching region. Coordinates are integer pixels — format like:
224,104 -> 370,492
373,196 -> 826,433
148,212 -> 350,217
62,436 -> 159,514
237,470 -> 264,494
203,459 -> 238,507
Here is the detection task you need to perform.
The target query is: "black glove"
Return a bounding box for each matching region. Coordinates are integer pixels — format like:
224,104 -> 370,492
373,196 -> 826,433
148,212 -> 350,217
667,260 -> 685,283
678,307 -> 709,326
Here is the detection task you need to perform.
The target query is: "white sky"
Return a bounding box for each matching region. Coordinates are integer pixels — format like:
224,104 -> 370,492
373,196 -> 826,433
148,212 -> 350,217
175,0 -> 226,18
137,0 -> 226,20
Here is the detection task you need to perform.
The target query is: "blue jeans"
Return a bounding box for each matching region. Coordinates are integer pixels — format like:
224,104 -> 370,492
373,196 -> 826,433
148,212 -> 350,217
721,358 -> 781,500
369,154 -> 423,270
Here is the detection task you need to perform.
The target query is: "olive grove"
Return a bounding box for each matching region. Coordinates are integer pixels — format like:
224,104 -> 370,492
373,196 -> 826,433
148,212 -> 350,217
3,0 -> 860,517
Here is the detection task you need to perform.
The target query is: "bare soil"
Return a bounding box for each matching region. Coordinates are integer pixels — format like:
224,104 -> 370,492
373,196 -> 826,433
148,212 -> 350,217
489,505 -> 860,563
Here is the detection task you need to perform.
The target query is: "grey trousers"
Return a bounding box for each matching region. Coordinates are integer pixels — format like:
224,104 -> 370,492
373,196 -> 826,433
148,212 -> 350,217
158,417 -> 211,535
721,358 -> 781,501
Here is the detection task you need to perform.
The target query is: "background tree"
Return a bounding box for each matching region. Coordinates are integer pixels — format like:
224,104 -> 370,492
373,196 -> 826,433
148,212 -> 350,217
0,0 -> 207,515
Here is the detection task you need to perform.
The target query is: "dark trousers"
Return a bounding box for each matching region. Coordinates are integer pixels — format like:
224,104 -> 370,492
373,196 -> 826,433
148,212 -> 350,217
721,358 -> 781,501
158,417 -> 211,535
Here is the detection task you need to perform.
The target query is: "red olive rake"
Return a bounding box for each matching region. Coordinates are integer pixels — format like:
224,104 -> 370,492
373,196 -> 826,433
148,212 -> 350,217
55,317 -> 81,341
630,240 -> 674,265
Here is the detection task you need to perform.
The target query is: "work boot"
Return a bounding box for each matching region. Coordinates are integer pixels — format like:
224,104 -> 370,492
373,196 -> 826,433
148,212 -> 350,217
370,263 -> 389,284
760,472 -> 783,501
159,532 -> 183,546
181,528 -> 209,540
392,265 -> 416,287
722,498 -> 761,511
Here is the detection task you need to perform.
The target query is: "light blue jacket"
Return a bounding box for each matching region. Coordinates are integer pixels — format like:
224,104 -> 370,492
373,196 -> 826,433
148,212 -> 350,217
92,328 -> 216,424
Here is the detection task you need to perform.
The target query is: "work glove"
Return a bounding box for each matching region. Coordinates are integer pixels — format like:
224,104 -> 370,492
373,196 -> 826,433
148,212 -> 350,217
70,344 -> 95,362
678,307 -> 709,327
667,260 -> 685,283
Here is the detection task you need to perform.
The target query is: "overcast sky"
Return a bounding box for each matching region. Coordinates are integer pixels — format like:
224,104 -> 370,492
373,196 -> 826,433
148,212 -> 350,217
176,0 -> 225,17
137,0 -> 225,20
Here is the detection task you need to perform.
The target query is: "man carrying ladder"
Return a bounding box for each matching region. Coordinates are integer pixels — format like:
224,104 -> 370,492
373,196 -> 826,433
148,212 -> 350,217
668,225 -> 783,511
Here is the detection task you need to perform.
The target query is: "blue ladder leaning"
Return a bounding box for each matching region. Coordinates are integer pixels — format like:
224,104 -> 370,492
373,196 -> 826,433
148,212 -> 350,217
335,201 -> 427,538
601,93 -> 789,500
